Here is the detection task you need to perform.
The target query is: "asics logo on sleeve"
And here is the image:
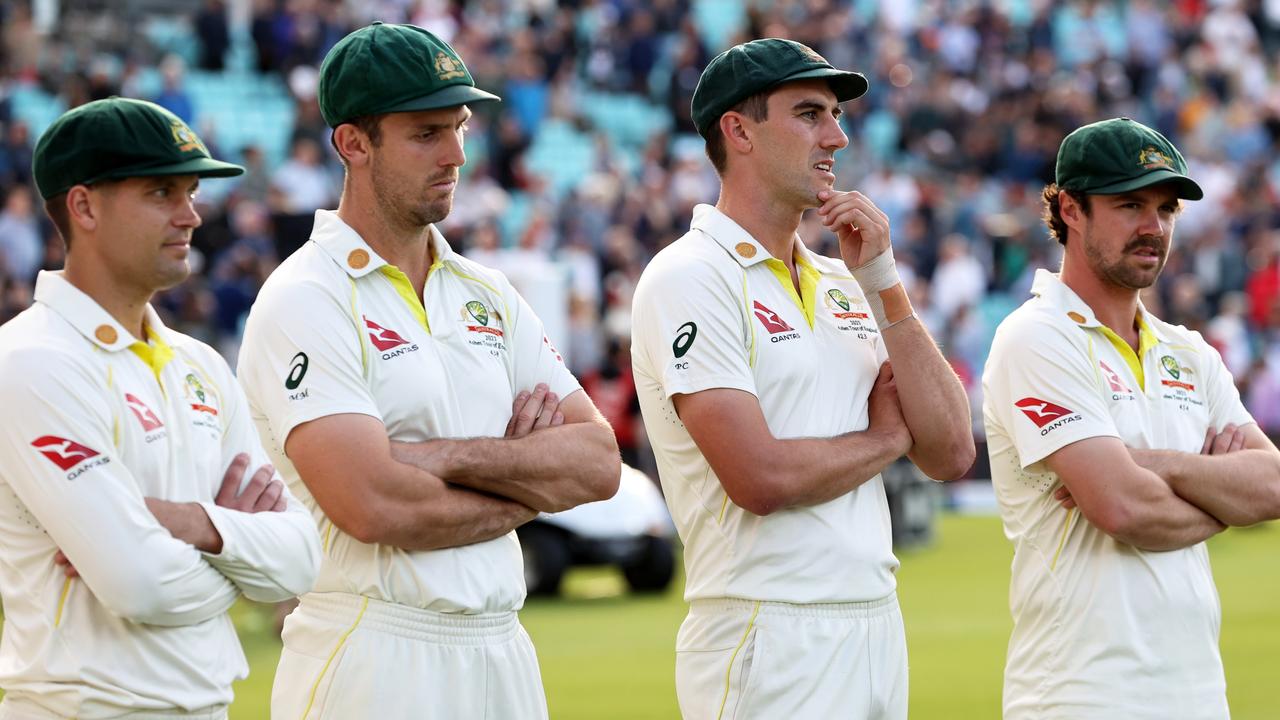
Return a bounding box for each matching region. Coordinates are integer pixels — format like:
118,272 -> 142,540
124,393 -> 165,431
1014,398 -> 1075,428
30,436 -> 101,471
365,317 -> 411,351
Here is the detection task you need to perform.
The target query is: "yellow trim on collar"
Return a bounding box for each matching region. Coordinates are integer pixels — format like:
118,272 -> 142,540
378,265 -> 431,334
761,253 -> 820,329
1095,315 -> 1158,391
128,325 -> 175,384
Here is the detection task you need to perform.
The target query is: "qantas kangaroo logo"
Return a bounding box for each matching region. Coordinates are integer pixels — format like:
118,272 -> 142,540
365,317 -> 411,352
124,393 -> 164,432
752,301 -> 794,334
1098,361 -> 1132,394
1014,398 -> 1075,428
30,436 -> 101,471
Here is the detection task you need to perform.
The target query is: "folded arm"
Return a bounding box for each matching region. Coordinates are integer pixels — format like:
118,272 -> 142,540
286,412 -> 539,550
1129,423 -> 1280,527
672,363 -> 912,516
1045,436 -> 1224,551
390,387 -> 620,513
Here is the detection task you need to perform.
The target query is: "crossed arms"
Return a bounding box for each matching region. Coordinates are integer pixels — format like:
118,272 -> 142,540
284,384 -> 620,550
1046,423 -> 1280,551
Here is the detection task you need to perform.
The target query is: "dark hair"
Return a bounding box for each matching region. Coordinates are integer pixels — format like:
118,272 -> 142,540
44,193 -> 72,249
331,114 -> 387,165
1041,184 -> 1091,245
704,93 -> 771,174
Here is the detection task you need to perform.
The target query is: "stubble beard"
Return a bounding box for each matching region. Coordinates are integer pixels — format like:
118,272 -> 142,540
371,156 -> 453,230
1083,225 -> 1167,290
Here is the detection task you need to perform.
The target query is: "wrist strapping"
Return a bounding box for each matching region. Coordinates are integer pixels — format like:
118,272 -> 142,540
850,249 -> 905,327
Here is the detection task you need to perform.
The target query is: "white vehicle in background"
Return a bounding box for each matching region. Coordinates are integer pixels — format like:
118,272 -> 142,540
518,464 -> 677,596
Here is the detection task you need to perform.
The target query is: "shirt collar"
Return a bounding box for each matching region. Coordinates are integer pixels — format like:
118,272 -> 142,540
1029,268 -> 1170,342
310,209 -> 460,278
689,203 -> 841,275
33,271 -> 173,352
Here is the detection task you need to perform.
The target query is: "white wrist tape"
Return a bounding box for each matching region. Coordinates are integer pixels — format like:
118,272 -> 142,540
850,249 -> 903,327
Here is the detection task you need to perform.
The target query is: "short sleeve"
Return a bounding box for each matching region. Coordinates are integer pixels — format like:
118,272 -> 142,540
237,277 -> 382,447
505,283 -> 581,401
985,318 -> 1120,468
632,250 -> 755,398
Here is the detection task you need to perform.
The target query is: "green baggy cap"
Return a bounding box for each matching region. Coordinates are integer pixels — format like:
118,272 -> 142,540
32,97 -> 243,200
319,22 -> 500,128
1056,117 -> 1203,200
691,38 -> 868,138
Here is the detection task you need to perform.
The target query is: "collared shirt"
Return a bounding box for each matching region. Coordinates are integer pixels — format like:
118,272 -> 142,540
631,203 -> 897,604
983,269 -> 1251,720
237,210 -> 579,613
0,272 -> 320,719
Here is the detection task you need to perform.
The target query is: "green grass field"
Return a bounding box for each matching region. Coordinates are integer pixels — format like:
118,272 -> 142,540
218,514 -> 1280,719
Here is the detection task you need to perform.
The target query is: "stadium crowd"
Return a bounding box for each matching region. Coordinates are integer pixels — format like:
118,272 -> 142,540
4,0 -> 1280,474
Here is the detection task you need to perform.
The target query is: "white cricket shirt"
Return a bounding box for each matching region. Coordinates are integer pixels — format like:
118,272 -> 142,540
237,210 -> 579,614
983,269 -> 1251,720
0,272 -> 321,719
632,204 -> 897,604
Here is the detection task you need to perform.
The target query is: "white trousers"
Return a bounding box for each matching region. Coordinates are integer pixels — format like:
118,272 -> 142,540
675,595 -> 908,720
271,592 -> 548,720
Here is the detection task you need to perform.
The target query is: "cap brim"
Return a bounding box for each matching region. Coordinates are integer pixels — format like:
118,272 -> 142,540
381,84 -> 502,114
1092,169 -> 1203,200
783,68 -> 869,103
97,157 -> 245,182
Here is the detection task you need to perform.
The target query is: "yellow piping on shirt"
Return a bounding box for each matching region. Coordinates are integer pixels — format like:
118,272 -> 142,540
378,266 -> 430,333
717,601 -> 761,720
322,523 -> 333,554
761,255 -> 820,329
348,278 -> 367,375
300,596 -> 369,720
718,494 -> 730,524
1051,507 -> 1075,572
742,272 -> 757,368
54,577 -> 72,627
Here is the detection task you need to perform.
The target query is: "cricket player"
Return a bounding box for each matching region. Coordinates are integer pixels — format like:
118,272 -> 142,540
235,23 -> 620,719
983,117 -> 1280,719
0,98 -> 321,719
631,38 -> 974,719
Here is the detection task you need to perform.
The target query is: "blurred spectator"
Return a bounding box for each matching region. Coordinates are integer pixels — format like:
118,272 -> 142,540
269,137 -> 336,213
0,185 -> 41,282
195,0 -> 231,72
153,55 -> 195,124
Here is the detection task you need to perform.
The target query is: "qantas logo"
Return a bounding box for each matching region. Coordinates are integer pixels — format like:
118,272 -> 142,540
365,317 -> 411,352
1099,362 -> 1132,394
752,301 -> 794,334
1014,398 -> 1076,428
125,393 -> 164,432
31,435 -> 101,471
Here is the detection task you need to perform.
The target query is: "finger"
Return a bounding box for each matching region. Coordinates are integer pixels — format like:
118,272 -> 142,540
1229,427 -> 1247,453
512,384 -> 549,437
1201,427 -> 1215,455
228,463 -> 273,510
254,479 -> 285,513
1054,486 -> 1069,500
54,550 -> 69,565
1212,424 -> 1237,455
505,392 -> 529,437
551,411 -> 565,427
533,393 -> 558,429
216,453 -> 251,505
272,495 -> 289,512
1060,496 -> 1077,510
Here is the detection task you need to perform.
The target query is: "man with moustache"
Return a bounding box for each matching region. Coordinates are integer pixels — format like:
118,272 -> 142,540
0,97 -> 320,719
236,23 -> 619,719
631,38 -> 974,719
983,117 -> 1280,719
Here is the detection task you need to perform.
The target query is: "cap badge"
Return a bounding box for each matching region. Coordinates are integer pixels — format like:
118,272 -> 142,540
796,43 -> 827,65
735,242 -> 757,259
434,52 -> 465,81
1138,146 -> 1173,171
170,118 -> 207,154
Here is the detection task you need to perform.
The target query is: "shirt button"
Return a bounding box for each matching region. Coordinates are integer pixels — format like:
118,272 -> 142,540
94,325 -> 118,344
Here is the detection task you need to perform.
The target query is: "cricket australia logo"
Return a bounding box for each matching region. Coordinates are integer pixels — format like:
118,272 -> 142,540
170,118 -> 208,154
434,52 -> 466,81
459,301 -> 507,354
1139,146 -> 1174,171
1159,354 -> 1195,392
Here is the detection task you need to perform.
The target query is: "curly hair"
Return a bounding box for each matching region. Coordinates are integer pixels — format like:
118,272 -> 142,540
1041,184 -> 1091,245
